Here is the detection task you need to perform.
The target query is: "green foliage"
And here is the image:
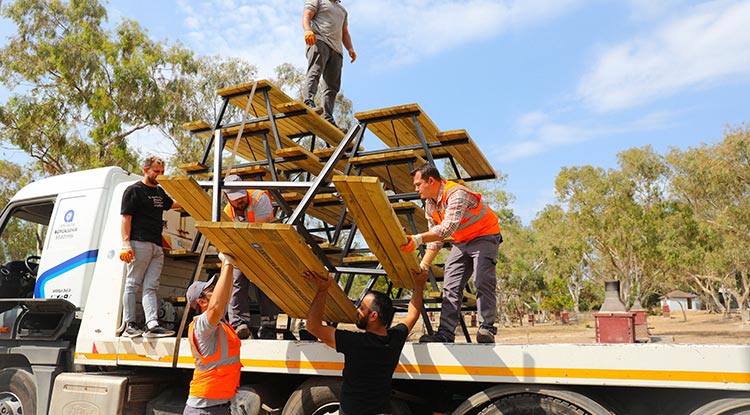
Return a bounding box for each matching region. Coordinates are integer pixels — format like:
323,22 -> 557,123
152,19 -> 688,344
0,160 -> 29,208
540,276 -> 574,312
0,0 -> 196,175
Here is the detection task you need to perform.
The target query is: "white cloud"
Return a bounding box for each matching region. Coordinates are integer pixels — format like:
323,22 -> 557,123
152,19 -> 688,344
173,0 -> 581,74
578,0 -> 750,112
627,0 -> 688,21
349,0 -> 582,66
494,110 -> 674,163
176,0 -> 304,77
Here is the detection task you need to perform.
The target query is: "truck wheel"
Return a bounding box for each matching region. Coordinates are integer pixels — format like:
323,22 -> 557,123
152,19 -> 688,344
232,386 -> 261,415
281,377 -> 342,415
453,386 -> 613,415
688,398 -> 750,415
281,377 -> 410,415
478,393 -> 587,415
0,368 -> 36,415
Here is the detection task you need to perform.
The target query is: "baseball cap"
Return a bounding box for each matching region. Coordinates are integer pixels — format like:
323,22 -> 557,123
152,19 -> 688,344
186,275 -> 218,310
223,175 -> 247,201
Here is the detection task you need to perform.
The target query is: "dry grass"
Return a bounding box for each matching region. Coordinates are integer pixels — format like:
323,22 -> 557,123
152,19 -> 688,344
397,310 -> 750,344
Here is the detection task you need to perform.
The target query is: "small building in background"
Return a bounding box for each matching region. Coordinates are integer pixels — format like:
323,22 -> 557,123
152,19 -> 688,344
661,290 -> 701,311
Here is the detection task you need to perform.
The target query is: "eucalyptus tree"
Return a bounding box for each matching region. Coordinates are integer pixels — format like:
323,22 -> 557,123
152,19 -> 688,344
667,125 -> 750,320
554,147 -> 675,307
0,0 -> 196,175
532,205 -> 589,313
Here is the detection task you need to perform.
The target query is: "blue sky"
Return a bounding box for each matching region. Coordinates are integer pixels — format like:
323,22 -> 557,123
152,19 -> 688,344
2,0 -> 749,224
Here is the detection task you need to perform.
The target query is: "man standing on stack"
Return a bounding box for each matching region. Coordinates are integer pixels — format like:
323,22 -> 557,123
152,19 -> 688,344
120,155 -> 181,338
400,163 -> 502,343
222,174 -> 280,339
302,0 -> 356,127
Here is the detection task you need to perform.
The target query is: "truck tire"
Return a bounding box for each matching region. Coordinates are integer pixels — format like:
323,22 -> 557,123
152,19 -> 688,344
232,386 -> 261,415
281,377 -> 410,415
478,393 -> 587,415
452,386 -> 613,415
688,398 -> 750,415
281,378 -> 342,415
0,368 -> 36,415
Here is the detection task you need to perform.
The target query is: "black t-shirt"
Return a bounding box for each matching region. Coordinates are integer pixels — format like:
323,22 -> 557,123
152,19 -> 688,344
120,181 -> 173,245
335,323 -> 409,415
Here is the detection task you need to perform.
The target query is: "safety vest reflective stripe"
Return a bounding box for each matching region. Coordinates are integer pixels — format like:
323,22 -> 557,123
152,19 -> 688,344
194,328 -> 240,370
188,320 -> 242,400
429,181 -> 500,243
224,189 -> 272,222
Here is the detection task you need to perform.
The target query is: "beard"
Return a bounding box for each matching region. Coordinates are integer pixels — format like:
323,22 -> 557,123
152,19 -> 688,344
355,312 -> 369,330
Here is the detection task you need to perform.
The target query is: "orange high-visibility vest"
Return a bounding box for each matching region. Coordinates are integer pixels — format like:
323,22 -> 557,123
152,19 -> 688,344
187,320 -> 242,400
427,180 -> 500,243
223,189 -> 273,222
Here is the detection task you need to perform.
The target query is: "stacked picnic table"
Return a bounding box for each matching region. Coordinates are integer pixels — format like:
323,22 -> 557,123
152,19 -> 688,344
161,79 -> 496,329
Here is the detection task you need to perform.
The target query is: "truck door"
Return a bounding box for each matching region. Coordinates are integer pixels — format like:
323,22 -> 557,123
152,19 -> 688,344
0,198 -> 54,305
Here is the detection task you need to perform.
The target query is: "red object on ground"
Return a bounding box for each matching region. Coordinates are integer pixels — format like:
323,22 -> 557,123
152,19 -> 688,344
595,312 -> 636,343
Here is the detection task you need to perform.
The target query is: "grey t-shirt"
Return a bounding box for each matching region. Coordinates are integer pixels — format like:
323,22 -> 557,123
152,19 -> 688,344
305,0 -> 348,55
186,313 -> 232,408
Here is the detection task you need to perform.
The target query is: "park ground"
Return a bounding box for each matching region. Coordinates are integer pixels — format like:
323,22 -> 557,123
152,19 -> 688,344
394,310 -> 750,344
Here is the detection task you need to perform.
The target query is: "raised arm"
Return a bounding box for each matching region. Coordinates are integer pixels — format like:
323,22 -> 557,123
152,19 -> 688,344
205,254 -> 234,326
302,271 -> 337,348
400,270 -> 429,332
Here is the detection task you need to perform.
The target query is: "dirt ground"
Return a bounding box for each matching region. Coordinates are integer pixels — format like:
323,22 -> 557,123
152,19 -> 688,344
398,310 -> 750,344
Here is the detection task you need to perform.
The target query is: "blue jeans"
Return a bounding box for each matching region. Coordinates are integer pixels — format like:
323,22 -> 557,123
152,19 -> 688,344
183,403 -> 230,415
122,240 -> 163,325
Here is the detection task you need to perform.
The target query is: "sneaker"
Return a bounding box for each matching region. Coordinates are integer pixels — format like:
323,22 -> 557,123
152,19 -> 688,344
122,322 -> 143,338
143,325 -> 175,338
235,323 -> 250,340
419,330 -> 454,343
476,327 -> 496,344
257,326 -> 276,340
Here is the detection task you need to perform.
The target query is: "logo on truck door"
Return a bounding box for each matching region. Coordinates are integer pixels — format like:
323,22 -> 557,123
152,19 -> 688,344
34,250 -> 98,298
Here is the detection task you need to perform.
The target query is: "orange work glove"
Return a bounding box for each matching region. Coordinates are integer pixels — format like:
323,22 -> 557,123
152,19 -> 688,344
119,242 -> 134,263
304,31 -> 316,46
348,50 -> 357,63
399,234 -> 423,253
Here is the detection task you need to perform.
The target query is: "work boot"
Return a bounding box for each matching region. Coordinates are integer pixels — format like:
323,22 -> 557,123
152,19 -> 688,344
419,330 -> 455,343
143,324 -> 175,338
122,322 -> 143,338
235,323 -> 250,340
476,326 -> 496,344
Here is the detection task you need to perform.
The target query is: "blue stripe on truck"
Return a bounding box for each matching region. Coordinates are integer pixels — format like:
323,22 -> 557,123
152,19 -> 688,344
34,250 -> 99,298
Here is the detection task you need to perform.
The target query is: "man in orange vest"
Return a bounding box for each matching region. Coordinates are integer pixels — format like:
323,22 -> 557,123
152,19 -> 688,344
400,163 -> 502,343
222,174 -> 280,339
183,253 -> 241,414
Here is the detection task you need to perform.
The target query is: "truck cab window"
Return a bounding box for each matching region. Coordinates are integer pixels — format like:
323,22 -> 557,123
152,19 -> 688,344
0,201 -> 53,299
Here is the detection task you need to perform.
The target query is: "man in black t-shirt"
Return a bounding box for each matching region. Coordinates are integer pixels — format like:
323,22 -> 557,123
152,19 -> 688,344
119,156 -> 181,338
302,269 -> 428,415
